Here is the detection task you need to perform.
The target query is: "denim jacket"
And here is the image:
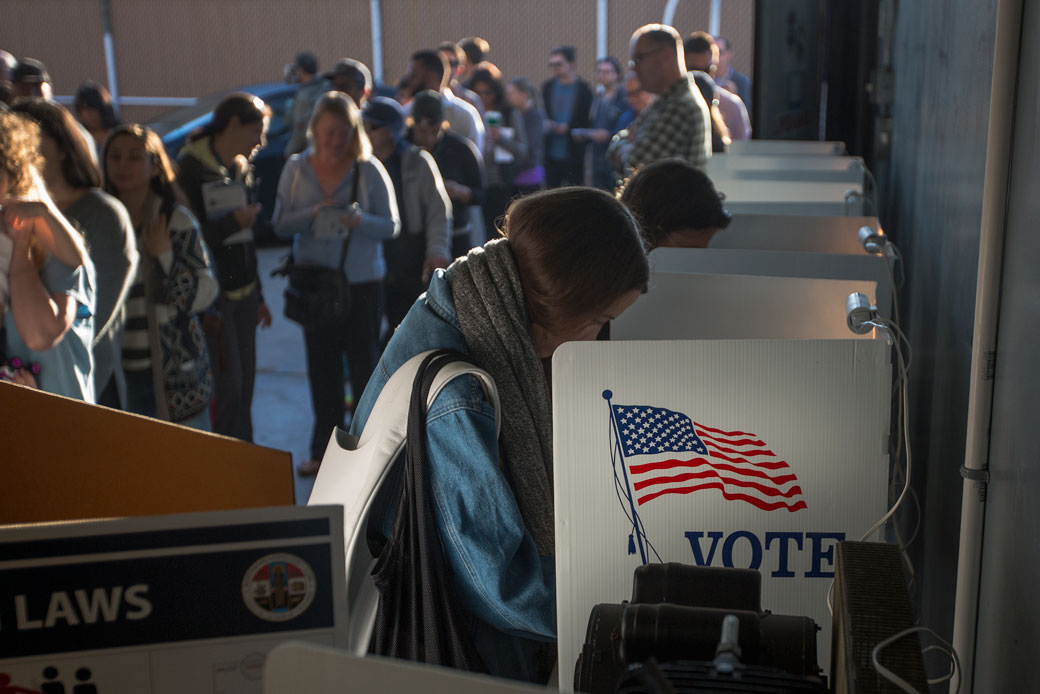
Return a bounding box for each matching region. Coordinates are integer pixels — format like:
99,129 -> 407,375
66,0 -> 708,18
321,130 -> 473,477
349,268 -> 556,682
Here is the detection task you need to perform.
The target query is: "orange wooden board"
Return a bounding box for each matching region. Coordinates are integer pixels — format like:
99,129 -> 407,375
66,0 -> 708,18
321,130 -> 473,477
0,382 -> 294,524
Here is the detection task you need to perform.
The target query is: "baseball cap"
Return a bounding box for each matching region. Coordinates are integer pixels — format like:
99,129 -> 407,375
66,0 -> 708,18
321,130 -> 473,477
12,58 -> 50,84
411,90 -> 443,123
361,97 -> 404,141
324,59 -> 372,91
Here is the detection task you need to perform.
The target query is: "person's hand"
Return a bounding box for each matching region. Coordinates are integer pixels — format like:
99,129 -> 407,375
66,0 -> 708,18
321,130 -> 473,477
339,206 -> 363,229
142,213 -> 172,257
553,122 -> 569,135
2,367 -> 38,389
312,199 -> 338,217
443,180 -> 470,203
422,255 -> 451,283
1,197 -> 50,247
233,203 -> 261,229
489,125 -> 501,142
257,301 -> 273,328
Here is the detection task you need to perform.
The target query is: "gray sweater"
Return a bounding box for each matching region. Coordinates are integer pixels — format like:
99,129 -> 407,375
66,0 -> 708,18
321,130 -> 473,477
63,189 -> 139,394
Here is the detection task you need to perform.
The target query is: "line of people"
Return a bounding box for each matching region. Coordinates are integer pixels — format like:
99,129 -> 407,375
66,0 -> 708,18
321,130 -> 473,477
2,22 -> 747,686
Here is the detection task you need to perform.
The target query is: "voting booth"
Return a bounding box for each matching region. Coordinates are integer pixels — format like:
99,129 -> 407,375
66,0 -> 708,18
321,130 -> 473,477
707,156 -> 867,185
0,506 -> 348,694
612,272 -> 878,341
649,247 -> 895,317
552,339 -> 892,690
710,214 -> 879,254
263,642 -> 547,694
0,382 -> 294,524
726,140 -> 847,156
713,180 -> 867,217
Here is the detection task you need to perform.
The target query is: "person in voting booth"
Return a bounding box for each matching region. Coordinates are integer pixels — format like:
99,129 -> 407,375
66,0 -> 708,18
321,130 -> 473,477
272,92 -> 400,476
619,157 -> 731,249
177,93 -> 271,442
103,124 -> 218,430
350,187 -> 650,682
11,98 -> 138,409
0,109 -> 96,400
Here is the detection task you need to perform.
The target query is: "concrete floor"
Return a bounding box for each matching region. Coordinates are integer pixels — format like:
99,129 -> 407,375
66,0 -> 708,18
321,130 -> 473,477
253,246 -> 317,505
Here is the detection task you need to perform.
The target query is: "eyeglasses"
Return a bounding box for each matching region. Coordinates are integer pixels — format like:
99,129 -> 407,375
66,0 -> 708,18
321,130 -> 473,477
631,46 -> 665,64
549,61 -> 566,69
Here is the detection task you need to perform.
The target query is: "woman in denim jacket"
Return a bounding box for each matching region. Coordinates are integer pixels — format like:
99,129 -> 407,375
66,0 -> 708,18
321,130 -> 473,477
273,92 -> 400,475
350,187 -> 649,682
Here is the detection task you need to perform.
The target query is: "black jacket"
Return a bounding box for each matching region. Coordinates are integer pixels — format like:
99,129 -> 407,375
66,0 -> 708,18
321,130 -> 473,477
541,76 -> 594,164
177,137 -> 261,296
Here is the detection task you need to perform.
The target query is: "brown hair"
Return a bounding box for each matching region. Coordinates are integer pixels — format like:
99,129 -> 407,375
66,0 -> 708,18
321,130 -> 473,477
11,97 -> 102,190
502,187 -> 649,332
0,109 -> 43,197
619,158 -> 731,249
307,91 -> 372,161
101,122 -> 185,208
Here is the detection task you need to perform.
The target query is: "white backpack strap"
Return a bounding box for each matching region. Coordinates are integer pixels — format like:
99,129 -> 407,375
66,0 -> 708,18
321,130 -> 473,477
307,350 -> 498,654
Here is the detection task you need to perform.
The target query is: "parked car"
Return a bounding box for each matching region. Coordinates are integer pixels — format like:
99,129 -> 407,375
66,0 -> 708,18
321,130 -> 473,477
148,81 -> 302,244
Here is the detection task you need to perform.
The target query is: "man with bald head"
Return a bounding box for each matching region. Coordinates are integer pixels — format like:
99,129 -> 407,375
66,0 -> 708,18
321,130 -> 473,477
622,24 -> 711,174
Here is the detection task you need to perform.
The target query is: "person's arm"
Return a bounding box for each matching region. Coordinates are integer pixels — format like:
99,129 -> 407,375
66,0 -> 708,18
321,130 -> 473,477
7,231 -> 76,352
416,149 -> 452,270
90,198 -> 140,344
151,208 -> 218,315
0,193 -> 87,269
457,137 -> 486,207
493,110 -> 530,163
350,158 -> 400,242
283,88 -> 312,158
424,395 -> 557,639
177,154 -> 247,250
271,157 -> 315,239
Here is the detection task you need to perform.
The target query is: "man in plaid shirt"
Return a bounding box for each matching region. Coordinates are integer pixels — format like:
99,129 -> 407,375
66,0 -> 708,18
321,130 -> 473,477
621,24 -> 712,175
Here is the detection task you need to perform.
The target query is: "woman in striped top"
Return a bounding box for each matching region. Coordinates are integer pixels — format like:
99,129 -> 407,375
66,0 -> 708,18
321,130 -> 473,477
102,124 -> 218,429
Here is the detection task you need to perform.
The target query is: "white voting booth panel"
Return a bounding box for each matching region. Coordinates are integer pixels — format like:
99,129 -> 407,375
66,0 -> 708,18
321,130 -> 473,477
552,340 -> 891,691
708,157 -> 866,185
711,154 -> 865,173
727,139 -> 846,156
0,506 -> 347,694
611,272 -> 878,341
713,180 -> 867,217
709,214 -> 878,254
649,247 -> 894,317
263,642 -> 547,694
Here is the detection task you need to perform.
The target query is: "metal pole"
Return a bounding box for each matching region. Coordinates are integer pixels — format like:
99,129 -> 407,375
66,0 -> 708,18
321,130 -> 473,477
596,0 -> 608,60
709,0 -> 722,37
951,0 -> 1024,690
99,0 -> 120,116
663,0 -> 680,27
369,0 -> 383,84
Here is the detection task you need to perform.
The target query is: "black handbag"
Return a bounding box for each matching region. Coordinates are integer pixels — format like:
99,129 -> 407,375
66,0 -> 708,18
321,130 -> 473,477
281,161 -> 360,328
369,350 -> 488,673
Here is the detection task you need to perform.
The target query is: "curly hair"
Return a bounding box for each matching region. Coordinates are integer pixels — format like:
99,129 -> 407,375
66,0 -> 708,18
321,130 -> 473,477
0,110 -> 44,197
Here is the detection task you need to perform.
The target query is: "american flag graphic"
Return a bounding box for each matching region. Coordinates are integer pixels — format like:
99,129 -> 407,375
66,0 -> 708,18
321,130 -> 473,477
611,403 -> 807,512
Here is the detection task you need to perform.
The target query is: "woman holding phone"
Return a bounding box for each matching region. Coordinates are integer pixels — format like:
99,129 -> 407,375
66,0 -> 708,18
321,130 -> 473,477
177,92 -> 271,441
272,91 -> 400,476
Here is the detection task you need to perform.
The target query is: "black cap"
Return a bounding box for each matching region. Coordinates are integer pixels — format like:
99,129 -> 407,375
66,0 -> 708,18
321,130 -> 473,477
12,58 -> 50,84
292,51 -> 318,75
411,90 -> 443,123
362,97 -> 404,141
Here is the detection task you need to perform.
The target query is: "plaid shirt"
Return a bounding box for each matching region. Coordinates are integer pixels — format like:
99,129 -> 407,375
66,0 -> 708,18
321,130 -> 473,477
624,72 -> 711,173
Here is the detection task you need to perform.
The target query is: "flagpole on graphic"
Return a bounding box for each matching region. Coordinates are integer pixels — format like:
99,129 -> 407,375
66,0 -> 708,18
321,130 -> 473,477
603,390 -> 648,565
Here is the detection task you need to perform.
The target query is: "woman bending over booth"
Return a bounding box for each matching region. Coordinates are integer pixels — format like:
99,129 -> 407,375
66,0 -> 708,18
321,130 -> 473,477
350,187 -> 650,682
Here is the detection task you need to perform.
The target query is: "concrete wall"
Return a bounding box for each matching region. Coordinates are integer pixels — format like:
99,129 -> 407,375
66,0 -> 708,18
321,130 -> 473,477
881,0 -> 998,676
1,0 -> 753,126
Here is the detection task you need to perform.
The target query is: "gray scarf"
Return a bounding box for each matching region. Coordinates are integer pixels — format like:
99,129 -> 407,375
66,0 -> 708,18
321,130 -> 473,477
448,238 -> 555,556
